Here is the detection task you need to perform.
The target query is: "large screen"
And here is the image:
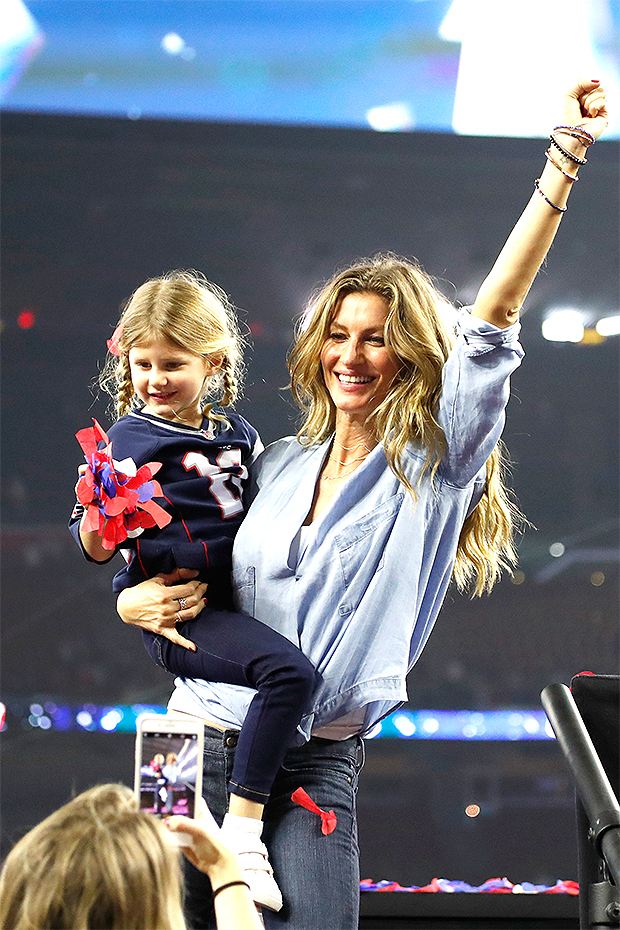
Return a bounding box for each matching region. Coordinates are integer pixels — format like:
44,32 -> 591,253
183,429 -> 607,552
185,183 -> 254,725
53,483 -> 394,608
3,0 -> 619,137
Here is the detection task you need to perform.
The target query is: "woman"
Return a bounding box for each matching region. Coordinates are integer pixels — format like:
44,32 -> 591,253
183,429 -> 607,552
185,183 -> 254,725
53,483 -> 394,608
117,79 -> 609,929
0,783 -> 262,930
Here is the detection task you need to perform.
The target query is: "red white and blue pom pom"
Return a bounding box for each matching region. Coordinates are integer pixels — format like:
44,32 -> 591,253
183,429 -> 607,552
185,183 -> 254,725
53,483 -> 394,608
75,419 -> 171,550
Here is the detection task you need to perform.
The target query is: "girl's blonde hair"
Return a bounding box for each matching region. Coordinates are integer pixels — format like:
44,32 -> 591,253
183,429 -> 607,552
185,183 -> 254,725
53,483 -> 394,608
288,253 -> 522,596
0,784 -> 186,930
100,270 -> 244,426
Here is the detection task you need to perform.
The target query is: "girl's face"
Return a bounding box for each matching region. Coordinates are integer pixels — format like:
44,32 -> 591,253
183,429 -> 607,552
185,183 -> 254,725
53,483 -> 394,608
128,338 -> 221,427
320,292 -> 401,425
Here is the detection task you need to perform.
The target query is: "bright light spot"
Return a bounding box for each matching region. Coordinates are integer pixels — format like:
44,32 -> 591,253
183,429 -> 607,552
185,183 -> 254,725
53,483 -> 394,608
596,316 -> 620,336
76,710 -> 93,728
393,713 -> 416,737
38,716 -> 52,729
465,804 -> 481,818
462,724 -> 479,738
161,32 -> 185,55
542,310 -> 585,343
422,716 -> 439,734
366,103 -> 414,132
544,718 -> 556,739
28,714 -> 39,727
511,570 -> 525,585
101,709 -> 123,731
509,713 -> 523,727
590,571 -> 605,587
523,716 -> 540,734
366,722 -> 382,739
549,542 -> 565,558
18,310 -> 36,329
30,703 -> 43,715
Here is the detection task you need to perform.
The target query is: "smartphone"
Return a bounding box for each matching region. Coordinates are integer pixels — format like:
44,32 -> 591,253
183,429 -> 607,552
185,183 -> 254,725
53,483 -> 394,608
134,714 -> 204,835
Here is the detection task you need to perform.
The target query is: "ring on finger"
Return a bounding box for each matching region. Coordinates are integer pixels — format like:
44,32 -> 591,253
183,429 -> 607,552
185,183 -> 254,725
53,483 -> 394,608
178,597 -> 188,610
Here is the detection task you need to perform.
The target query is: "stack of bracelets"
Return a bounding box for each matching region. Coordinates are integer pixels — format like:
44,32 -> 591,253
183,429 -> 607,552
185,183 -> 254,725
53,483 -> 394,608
534,123 -> 596,213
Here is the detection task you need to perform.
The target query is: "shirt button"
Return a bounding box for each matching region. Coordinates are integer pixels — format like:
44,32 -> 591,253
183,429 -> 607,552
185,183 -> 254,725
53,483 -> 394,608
226,735 -> 237,747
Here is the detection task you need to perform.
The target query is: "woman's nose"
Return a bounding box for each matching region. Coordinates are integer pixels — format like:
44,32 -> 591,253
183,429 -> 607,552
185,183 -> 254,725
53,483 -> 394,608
341,340 -> 361,365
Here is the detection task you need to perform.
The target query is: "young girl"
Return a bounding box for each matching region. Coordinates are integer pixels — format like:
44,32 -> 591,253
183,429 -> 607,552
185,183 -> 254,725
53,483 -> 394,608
69,270 -> 319,913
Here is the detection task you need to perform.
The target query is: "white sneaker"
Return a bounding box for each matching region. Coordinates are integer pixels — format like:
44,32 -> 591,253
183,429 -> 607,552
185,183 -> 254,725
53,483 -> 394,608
220,829 -> 283,912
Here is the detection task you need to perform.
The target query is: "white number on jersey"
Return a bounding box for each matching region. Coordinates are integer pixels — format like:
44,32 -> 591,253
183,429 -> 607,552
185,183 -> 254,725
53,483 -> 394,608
182,449 -> 247,518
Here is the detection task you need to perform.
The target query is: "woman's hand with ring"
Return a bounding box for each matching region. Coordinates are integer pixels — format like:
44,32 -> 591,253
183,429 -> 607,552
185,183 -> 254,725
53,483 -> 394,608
116,569 -> 207,651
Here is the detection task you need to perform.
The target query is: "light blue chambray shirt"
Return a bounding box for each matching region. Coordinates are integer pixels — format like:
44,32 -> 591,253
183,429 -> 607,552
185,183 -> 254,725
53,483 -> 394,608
169,311 -> 524,741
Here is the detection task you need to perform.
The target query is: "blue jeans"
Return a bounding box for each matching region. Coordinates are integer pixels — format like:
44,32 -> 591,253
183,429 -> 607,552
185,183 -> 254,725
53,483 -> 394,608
183,725 -> 364,930
143,610 -> 318,804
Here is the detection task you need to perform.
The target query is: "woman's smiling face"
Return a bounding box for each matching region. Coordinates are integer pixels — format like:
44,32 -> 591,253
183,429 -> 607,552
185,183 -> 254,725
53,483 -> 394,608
320,291 -> 401,424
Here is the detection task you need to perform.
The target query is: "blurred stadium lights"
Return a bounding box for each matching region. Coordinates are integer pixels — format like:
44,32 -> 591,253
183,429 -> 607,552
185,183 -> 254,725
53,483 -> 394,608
541,309 -> 585,343
366,102 -> 415,132
541,307 -> 620,343
1,0 -> 43,98
439,0 -> 612,137
596,315 -> 620,336
2,701 -> 559,740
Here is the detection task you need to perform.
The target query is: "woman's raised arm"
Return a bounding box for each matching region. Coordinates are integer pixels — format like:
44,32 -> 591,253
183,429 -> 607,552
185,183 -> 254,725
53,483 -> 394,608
471,78 -> 609,329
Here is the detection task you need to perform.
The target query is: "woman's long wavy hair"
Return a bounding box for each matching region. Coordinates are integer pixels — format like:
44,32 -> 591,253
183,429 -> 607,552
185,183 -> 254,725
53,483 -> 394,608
288,253 -> 522,596
99,270 -> 244,426
0,784 -> 186,930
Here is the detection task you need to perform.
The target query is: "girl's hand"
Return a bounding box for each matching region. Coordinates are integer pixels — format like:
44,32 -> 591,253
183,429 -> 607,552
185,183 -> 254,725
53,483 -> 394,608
75,463 -> 88,498
116,569 -> 207,651
562,78 -> 609,141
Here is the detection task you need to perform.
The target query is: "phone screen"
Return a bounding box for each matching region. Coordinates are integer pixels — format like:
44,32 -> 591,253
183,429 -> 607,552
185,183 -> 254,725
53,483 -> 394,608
138,728 -> 200,817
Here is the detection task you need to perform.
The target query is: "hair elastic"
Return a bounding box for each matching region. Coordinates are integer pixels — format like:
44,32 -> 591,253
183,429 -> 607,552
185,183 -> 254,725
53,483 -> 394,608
212,880 -> 251,900
534,179 -> 567,213
544,148 -> 579,182
549,134 -> 587,166
553,124 -> 595,146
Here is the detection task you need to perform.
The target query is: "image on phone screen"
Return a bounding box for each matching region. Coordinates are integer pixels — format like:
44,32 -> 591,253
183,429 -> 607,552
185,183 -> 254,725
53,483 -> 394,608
138,730 -> 199,817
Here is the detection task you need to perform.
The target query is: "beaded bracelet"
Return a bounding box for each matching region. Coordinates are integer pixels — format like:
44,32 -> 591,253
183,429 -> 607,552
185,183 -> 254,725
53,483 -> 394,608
212,880 -> 251,900
545,148 -> 579,181
535,178 -> 567,213
553,124 -> 595,146
549,134 -> 587,165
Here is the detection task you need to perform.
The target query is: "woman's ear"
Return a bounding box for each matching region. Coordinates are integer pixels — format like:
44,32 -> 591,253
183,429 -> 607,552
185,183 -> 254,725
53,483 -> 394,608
204,355 -> 224,377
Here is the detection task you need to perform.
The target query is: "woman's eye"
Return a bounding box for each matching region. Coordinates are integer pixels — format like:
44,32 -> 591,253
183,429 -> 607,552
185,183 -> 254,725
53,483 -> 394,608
368,337 -> 385,346
329,332 -> 346,341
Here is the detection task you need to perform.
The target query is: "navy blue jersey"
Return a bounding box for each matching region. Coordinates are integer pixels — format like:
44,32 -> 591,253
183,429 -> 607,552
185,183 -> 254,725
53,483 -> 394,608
69,409 -> 262,603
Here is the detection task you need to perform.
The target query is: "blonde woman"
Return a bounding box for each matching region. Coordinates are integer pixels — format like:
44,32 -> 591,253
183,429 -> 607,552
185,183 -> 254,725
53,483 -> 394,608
0,784 -> 262,930
117,80 -> 609,929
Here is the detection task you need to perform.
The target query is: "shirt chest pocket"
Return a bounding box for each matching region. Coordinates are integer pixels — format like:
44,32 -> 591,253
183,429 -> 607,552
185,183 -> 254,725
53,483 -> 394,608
334,492 -> 404,612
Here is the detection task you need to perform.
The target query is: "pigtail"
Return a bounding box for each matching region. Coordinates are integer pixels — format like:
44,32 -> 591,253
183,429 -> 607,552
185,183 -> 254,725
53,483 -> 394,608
219,356 -> 239,408
115,356 -> 136,418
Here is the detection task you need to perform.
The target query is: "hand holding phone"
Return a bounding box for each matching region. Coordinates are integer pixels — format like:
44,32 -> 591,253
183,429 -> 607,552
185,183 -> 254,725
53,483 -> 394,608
134,714 -> 204,845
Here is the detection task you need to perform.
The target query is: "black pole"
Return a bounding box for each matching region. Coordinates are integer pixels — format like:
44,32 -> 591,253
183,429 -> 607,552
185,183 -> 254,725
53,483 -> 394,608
541,683 -> 620,890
